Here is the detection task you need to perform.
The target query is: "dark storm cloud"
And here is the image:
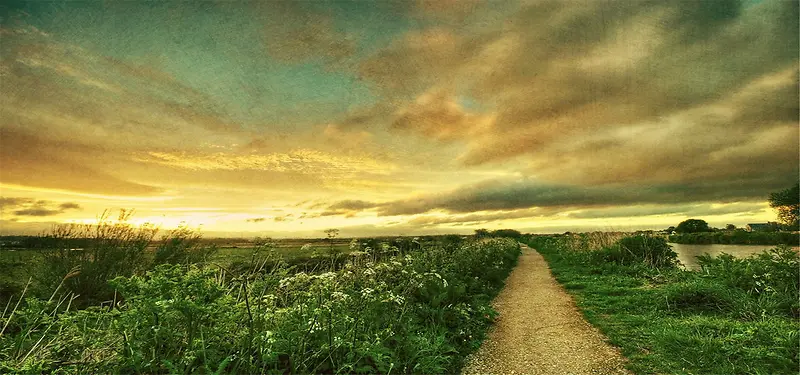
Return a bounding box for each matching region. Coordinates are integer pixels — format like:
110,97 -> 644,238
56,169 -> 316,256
328,173 -> 793,217
1,196 -> 82,217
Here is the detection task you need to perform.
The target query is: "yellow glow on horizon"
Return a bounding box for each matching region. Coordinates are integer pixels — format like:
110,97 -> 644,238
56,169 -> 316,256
0,183 -> 176,202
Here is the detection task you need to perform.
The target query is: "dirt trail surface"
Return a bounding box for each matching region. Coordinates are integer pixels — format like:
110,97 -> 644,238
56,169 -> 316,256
462,244 -> 632,375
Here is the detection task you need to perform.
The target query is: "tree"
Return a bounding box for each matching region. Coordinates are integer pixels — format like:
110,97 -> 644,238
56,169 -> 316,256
675,219 -> 711,233
474,229 -> 490,238
725,224 -> 736,231
769,183 -> 799,230
491,229 -> 522,239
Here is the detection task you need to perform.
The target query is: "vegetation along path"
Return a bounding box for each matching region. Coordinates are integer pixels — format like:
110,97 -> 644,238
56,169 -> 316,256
462,244 -> 631,375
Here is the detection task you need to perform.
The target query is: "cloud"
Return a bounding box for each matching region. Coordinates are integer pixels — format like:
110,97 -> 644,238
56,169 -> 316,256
405,208 -> 547,227
260,2 -> 356,66
327,173 -> 792,218
0,196 -> 82,217
0,128 -> 162,196
246,217 -> 266,223
391,88 -> 494,142
136,149 -> 396,187
357,0 -> 798,190
14,208 -> 63,217
565,202 -> 768,219
0,22 -> 247,195
0,197 -> 35,208
327,200 -> 380,211
58,202 -> 81,210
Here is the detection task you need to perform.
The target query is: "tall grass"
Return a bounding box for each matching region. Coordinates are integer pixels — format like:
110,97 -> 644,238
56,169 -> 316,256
32,210 -> 216,307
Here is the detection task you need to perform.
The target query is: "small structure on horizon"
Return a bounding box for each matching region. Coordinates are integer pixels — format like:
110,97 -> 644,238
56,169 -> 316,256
746,223 -> 774,232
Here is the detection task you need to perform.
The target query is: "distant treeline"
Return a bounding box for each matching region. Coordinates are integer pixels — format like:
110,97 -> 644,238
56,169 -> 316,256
669,231 -> 799,245
0,235 -> 97,249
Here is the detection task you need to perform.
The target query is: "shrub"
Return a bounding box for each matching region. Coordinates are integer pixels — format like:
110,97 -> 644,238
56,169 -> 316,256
593,236 -> 678,269
697,246 -> 799,318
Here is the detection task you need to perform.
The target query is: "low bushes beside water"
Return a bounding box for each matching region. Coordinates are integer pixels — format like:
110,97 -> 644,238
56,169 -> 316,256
669,230 -> 798,245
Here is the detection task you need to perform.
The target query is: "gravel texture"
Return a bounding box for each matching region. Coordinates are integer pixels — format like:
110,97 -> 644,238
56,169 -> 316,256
461,244 -> 632,375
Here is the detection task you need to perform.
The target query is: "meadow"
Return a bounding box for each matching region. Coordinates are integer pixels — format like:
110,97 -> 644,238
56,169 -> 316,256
0,218 -> 521,374
525,233 -> 799,375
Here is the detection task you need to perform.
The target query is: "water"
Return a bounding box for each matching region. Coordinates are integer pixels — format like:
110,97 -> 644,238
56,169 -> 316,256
669,243 -> 778,270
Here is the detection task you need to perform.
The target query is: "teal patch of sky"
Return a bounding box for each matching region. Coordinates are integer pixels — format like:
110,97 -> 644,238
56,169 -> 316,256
9,1 -> 412,132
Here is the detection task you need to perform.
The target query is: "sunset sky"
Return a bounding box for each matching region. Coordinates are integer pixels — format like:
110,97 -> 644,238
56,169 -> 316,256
1,0 -> 798,237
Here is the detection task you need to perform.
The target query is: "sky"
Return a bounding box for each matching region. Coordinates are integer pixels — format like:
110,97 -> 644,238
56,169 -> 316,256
0,0 -> 798,238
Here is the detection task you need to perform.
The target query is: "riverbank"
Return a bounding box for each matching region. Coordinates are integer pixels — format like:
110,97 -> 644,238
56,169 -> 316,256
525,234 -> 799,375
668,231 -> 798,245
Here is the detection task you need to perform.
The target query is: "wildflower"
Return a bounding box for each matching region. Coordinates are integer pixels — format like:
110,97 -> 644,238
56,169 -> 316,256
330,291 -> 349,301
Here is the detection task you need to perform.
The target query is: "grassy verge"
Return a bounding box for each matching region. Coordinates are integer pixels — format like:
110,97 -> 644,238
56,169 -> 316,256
0,226 -> 520,373
525,234 -> 799,375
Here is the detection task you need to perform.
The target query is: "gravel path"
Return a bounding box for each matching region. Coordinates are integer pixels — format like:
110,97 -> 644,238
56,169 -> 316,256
461,244 -> 632,375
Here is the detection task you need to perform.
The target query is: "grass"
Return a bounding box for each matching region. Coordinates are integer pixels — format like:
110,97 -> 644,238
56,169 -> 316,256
526,234 -> 799,375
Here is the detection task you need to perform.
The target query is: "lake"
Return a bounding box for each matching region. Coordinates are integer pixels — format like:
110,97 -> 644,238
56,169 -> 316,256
669,243 -> 784,270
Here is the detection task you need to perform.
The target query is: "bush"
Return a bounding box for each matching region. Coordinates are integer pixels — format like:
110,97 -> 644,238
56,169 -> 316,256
669,231 -> 798,245
593,236 -> 678,269
696,246 -> 799,318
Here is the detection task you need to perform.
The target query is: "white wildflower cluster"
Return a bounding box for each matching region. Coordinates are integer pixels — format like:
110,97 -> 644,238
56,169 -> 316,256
425,272 -> 449,287
381,292 -> 405,305
330,291 -> 350,302
279,272 -> 311,289
360,288 -> 375,298
313,272 -> 337,281
307,318 -> 322,333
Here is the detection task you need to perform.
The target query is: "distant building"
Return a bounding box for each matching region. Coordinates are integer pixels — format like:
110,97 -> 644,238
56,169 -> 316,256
746,223 -> 771,232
